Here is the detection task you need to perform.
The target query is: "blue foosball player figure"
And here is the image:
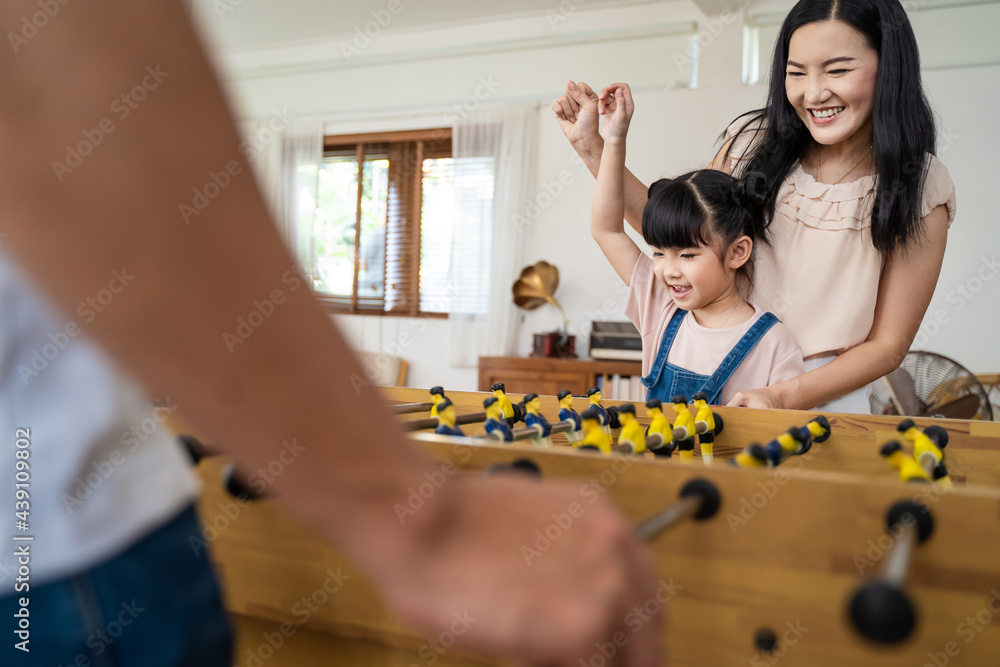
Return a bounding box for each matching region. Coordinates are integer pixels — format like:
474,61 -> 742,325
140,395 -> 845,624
557,390 -> 582,444
523,393 -> 553,448
483,396 -> 513,442
586,387 -> 611,435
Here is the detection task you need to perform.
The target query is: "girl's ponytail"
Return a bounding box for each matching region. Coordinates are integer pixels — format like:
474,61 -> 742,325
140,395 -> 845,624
731,171 -> 770,245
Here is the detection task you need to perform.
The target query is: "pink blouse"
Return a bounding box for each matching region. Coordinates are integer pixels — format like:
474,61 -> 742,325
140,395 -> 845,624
726,120 -> 957,358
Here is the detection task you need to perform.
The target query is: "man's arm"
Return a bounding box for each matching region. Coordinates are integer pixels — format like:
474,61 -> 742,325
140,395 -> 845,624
0,2 -> 660,664
0,0 -> 433,564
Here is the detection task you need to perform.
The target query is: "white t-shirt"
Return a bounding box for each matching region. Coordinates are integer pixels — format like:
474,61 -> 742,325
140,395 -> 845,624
0,251 -> 198,595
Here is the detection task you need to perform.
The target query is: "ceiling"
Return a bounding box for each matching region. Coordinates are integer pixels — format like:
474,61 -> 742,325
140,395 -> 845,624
191,0 -> 675,52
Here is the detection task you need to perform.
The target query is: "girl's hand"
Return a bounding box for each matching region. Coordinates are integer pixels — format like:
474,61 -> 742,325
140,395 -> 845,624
552,80 -> 602,158
727,387 -> 781,409
598,83 -> 634,144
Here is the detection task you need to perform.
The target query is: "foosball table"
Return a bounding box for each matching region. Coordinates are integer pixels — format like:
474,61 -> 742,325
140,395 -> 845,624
180,385 -> 1000,667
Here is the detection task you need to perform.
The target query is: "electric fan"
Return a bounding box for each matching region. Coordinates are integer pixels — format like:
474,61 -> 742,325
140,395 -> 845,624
867,351 -> 994,420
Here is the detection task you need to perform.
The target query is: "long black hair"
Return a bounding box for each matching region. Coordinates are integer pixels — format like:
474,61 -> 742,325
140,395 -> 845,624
642,169 -> 768,295
726,0 -> 935,257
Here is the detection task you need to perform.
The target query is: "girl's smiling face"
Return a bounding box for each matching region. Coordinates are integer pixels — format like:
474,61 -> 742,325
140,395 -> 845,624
785,20 -> 879,147
650,244 -> 738,312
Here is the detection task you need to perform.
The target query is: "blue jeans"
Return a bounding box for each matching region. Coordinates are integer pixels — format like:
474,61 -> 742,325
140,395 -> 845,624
1,504 -> 232,666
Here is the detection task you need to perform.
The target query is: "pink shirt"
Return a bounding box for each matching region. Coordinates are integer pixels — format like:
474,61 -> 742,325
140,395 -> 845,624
726,118 -> 957,357
625,253 -> 805,405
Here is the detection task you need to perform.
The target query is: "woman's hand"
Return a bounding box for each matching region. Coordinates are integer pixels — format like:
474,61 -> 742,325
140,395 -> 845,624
727,387 -> 781,409
598,84 -> 634,145
552,80 -> 603,159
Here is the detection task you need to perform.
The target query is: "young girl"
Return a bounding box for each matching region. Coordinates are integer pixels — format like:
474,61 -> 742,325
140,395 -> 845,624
591,84 -> 804,405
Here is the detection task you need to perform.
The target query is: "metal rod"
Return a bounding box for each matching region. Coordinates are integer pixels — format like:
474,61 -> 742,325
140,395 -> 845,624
404,417 -> 439,431
391,402 -> 434,414
635,495 -> 701,542
403,411 -> 488,432
917,452 -> 937,480
511,420 -> 575,441
882,523 -> 917,587
645,423 -> 710,448
456,411 -> 488,425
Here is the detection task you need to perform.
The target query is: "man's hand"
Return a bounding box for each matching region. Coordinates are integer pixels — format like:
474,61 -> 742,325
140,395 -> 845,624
381,474 -> 663,667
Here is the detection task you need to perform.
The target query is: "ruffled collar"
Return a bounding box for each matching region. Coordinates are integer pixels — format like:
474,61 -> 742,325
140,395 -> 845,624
778,161 -> 876,230
788,161 -> 876,199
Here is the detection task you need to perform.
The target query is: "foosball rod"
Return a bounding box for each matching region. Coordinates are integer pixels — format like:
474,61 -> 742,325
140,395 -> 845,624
404,411 -> 490,431
645,420 -> 721,450
509,420 -> 577,442
635,478 -> 721,542
848,500 -> 934,644
484,458 -> 723,542
390,401 -> 434,414
178,434 -> 265,500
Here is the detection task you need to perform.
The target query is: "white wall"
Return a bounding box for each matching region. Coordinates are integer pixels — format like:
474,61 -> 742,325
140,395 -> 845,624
202,0 -> 1000,391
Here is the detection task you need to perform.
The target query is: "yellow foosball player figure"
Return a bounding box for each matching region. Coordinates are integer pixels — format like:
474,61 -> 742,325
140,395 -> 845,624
897,418 -> 950,485
522,393 -> 553,448
576,407 -> 613,455
586,387 -> 612,435
434,398 -> 464,437
491,382 -> 520,425
614,404 -> 646,454
644,399 -> 674,457
800,415 -> 832,444
483,396 -> 513,442
762,427 -> 808,467
670,395 -> 696,463
731,443 -> 768,468
429,385 -> 446,418
880,440 -> 931,483
557,390 -> 583,443
932,461 -> 954,488
691,392 -> 715,465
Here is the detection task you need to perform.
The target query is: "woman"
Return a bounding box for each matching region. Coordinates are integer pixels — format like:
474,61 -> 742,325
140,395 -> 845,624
553,0 -> 955,412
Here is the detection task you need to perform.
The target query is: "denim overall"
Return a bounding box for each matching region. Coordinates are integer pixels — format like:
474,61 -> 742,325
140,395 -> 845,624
642,309 -> 779,404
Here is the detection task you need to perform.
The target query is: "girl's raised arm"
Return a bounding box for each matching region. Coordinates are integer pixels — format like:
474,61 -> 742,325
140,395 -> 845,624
591,85 -> 641,284
554,81 -> 649,234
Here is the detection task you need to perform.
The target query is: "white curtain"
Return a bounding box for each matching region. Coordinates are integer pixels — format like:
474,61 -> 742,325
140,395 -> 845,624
449,104 -> 538,367
241,118 -> 323,281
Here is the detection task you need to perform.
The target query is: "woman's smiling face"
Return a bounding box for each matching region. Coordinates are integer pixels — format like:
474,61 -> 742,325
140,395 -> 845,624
785,19 -> 879,146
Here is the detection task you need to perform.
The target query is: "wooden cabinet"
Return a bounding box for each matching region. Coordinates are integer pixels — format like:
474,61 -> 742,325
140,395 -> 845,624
477,356 -> 644,398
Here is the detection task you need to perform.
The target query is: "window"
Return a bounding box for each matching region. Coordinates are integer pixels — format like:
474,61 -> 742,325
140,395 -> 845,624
312,128 -> 492,317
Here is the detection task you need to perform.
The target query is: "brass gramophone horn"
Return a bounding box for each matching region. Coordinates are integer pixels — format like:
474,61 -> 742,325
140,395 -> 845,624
512,261 -> 567,328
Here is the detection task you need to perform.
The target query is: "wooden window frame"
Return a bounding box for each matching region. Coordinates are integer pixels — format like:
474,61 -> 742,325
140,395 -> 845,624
316,128 -> 452,318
